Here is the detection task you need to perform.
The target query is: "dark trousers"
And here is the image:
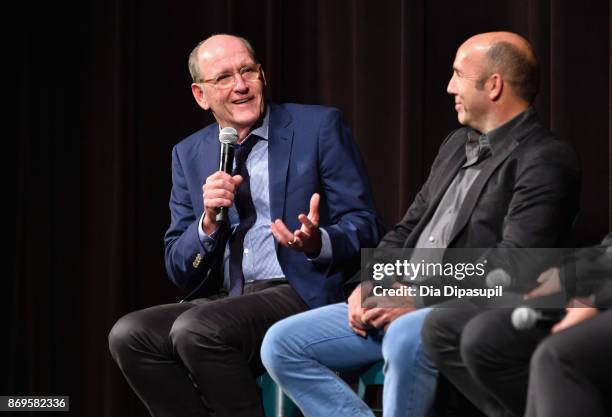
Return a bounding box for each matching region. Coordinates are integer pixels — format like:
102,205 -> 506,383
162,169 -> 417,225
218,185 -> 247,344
525,308 -> 612,417
421,296 -> 549,417
108,280 -> 308,417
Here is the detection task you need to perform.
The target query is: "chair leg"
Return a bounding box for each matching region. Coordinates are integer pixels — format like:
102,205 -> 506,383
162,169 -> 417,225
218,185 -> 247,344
357,380 -> 367,400
258,372 -> 299,417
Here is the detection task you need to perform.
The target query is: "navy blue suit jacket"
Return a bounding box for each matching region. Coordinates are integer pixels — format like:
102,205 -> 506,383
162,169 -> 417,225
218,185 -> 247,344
164,103 -> 384,308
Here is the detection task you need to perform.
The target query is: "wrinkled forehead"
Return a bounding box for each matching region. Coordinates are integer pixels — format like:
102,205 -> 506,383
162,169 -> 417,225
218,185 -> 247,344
198,39 -> 255,77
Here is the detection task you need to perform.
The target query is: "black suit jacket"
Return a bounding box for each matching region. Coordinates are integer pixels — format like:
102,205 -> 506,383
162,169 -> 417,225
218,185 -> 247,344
561,233 -> 612,308
347,109 -> 581,296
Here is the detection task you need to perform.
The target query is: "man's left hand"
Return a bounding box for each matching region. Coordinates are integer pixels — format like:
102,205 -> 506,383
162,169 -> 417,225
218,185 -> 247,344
271,193 -> 322,256
524,267 -> 561,299
361,288 -> 416,331
361,306 -> 415,331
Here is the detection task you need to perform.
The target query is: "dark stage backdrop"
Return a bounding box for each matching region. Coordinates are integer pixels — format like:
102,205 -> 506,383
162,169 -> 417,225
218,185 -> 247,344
9,0 -> 611,416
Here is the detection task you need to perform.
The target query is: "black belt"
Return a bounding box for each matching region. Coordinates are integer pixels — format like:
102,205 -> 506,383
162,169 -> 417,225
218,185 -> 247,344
243,278 -> 288,294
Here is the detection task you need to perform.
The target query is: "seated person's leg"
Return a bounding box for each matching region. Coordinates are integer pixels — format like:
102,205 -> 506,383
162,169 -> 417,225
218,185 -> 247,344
108,302 -> 211,417
422,302 -> 507,417
526,309 -> 612,417
381,307 -> 437,417
261,302 -> 382,417
461,308 -> 549,417
170,282 -> 307,417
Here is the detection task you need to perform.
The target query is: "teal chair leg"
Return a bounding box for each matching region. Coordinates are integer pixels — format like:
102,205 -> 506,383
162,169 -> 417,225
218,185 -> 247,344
357,360 -> 438,417
257,372 -> 299,417
357,361 -> 385,414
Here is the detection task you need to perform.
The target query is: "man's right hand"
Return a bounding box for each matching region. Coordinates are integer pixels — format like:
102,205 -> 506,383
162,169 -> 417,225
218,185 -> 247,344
552,304 -> 598,333
347,283 -> 371,337
201,171 -> 243,235
524,267 -> 561,299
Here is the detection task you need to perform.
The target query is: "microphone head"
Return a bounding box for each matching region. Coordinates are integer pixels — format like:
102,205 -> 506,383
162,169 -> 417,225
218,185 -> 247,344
486,268 -> 511,289
219,127 -> 238,145
511,306 -> 537,330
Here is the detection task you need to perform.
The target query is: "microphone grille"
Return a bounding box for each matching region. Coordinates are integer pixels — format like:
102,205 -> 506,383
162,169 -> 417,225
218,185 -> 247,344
511,306 -> 537,330
219,127 -> 238,145
486,268 -> 511,289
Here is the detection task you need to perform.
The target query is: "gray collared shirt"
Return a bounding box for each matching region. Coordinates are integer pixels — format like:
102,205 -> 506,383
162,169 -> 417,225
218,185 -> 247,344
414,107 -> 534,250
414,131 -> 492,249
409,109 -> 532,294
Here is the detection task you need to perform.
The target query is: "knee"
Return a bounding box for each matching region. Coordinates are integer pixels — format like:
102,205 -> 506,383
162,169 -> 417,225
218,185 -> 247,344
382,319 -> 424,366
260,318 -> 298,374
108,312 -> 147,365
460,313 -> 500,372
530,337 -> 559,374
421,309 -> 453,365
168,312 -> 216,357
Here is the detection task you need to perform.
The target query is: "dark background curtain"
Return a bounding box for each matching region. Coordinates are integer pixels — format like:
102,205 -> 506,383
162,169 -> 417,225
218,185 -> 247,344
8,0 -> 611,416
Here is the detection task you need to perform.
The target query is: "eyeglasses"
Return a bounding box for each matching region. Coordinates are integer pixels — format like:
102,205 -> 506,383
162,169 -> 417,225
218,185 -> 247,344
198,64 -> 262,89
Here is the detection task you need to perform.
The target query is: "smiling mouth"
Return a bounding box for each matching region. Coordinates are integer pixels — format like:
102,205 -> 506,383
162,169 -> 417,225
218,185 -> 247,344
233,98 -> 252,105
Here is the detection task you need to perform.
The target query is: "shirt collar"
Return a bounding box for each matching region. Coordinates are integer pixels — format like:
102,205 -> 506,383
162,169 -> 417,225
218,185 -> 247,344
248,105 -> 270,141
464,131 -> 491,167
216,105 -> 270,145
477,107 -> 535,155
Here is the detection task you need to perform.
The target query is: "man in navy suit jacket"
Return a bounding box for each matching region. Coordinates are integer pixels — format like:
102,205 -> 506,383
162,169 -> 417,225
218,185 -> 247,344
108,34 -> 383,417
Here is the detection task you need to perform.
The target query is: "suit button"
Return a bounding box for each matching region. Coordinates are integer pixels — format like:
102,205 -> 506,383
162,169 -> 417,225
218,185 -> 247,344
192,253 -> 203,268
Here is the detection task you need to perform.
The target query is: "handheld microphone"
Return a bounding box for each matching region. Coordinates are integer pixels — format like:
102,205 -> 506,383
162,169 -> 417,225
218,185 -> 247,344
511,306 -> 566,330
486,268 -> 512,289
216,127 -> 238,223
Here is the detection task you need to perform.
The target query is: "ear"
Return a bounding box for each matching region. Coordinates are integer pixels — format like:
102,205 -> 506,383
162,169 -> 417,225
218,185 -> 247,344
259,68 -> 268,87
191,83 -> 210,110
488,73 -> 503,101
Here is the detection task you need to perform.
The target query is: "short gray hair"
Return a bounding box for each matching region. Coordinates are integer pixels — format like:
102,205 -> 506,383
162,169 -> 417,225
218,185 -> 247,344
188,34 -> 257,83
477,41 -> 540,104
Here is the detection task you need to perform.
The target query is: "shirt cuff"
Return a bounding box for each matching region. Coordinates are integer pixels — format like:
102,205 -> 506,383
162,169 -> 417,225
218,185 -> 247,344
197,213 -> 219,252
307,227 -> 332,263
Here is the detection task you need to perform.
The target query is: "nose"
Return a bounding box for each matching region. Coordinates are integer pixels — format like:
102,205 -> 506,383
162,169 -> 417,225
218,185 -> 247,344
447,74 -> 456,95
233,73 -> 249,93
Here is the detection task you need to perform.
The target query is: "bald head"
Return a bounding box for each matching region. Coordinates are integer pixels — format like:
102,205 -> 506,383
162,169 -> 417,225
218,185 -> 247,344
188,34 -> 257,83
462,32 -> 540,103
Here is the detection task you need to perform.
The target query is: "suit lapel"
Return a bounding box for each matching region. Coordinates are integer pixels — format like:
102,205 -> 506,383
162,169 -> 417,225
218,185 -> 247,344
193,125 -> 221,215
201,125 -> 221,171
429,144 -> 466,211
267,104 -> 294,221
447,136 -> 520,245
448,113 -> 541,245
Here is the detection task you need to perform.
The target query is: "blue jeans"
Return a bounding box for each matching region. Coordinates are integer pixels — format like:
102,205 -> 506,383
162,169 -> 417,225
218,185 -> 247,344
261,303 -> 437,417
